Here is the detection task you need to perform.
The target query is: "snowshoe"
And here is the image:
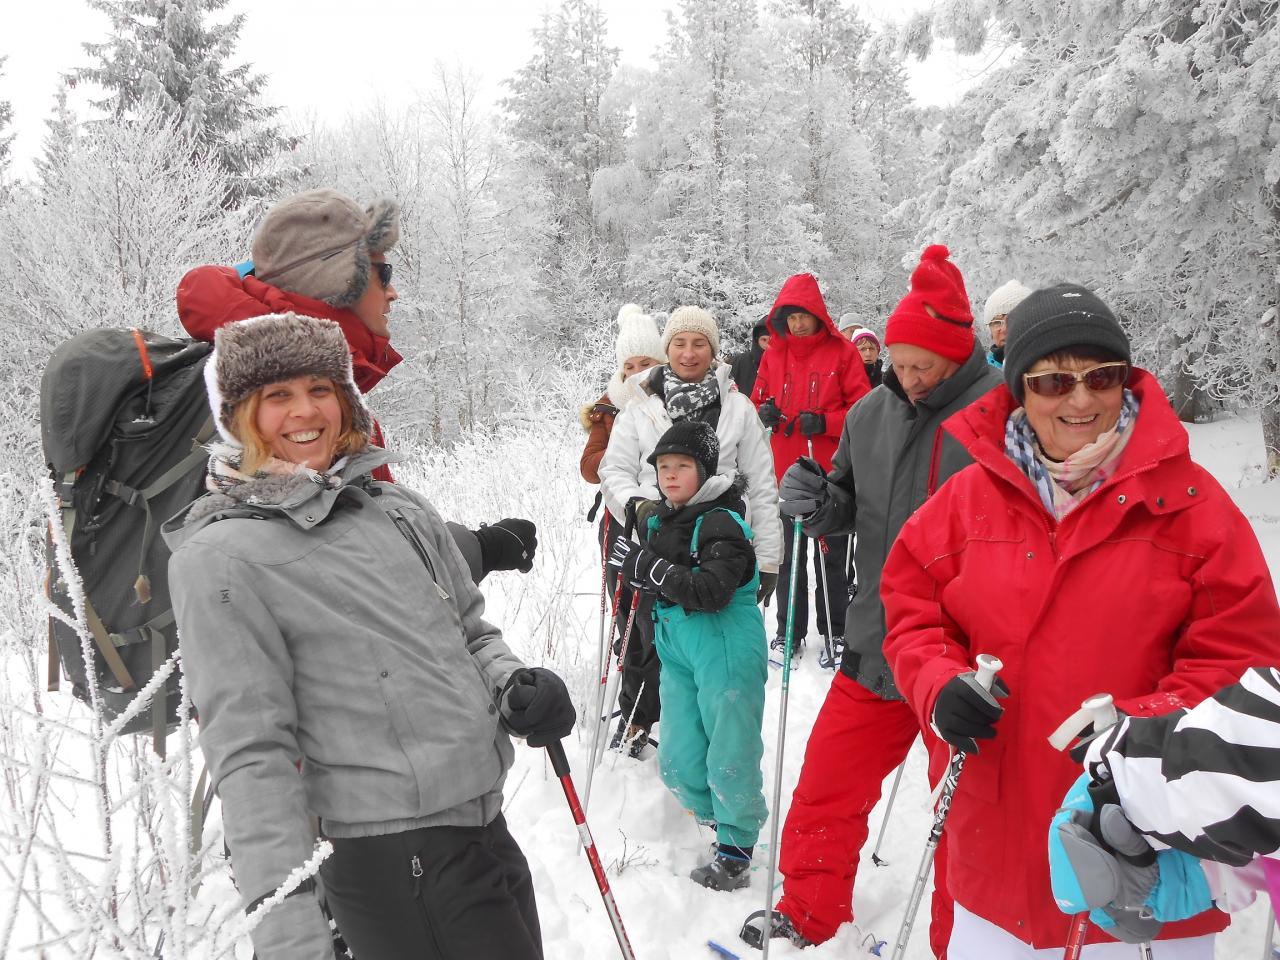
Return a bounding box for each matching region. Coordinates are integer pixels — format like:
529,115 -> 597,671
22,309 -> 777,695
609,720 -> 649,758
817,636 -> 844,670
739,909 -> 813,949
770,635 -> 805,662
690,851 -> 751,891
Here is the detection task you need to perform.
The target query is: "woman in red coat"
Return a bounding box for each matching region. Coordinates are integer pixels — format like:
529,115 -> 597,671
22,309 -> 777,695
882,284 -> 1280,958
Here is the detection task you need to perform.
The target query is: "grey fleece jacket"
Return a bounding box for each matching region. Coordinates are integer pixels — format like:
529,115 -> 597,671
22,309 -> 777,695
803,345 -> 1001,700
162,449 -> 525,960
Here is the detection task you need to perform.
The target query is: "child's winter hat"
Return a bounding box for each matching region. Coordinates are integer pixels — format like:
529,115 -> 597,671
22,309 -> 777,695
613,304 -> 666,370
1003,284 -> 1131,402
204,312 -> 373,444
647,420 -> 720,485
852,328 -> 881,350
662,305 -> 720,355
253,188 -> 400,309
884,245 -> 975,365
983,280 -> 1033,326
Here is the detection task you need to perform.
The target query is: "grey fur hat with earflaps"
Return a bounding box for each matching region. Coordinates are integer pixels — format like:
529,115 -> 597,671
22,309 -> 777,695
252,188 -> 400,308
204,312 -> 374,444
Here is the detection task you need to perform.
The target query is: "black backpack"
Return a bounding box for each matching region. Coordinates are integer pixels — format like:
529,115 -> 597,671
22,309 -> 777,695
41,328 -> 215,755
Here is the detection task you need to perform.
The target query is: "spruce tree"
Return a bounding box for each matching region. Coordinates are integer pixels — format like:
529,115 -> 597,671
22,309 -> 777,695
74,0 -> 293,202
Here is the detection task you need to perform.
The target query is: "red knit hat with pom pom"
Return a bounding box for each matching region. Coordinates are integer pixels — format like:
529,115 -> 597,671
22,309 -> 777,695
884,245 -> 975,364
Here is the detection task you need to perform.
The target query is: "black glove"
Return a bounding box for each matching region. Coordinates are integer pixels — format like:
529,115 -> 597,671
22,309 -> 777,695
501,667 -> 576,747
607,537 -> 672,593
778,456 -> 828,519
758,398 -> 784,430
474,518 -> 537,573
798,411 -> 826,436
756,571 -> 778,604
931,671 -> 1010,754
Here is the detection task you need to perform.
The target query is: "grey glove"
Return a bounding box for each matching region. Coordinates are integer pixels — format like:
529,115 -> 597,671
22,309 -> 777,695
1056,803 -> 1163,943
756,571 -> 778,604
779,456 -> 827,519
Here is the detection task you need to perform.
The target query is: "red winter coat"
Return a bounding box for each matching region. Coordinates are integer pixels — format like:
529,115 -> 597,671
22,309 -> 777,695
176,266 -> 404,482
882,370 -> 1280,949
751,274 -> 869,480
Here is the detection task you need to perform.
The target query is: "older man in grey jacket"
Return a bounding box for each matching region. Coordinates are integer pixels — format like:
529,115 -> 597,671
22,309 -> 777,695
742,246 -> 1003,953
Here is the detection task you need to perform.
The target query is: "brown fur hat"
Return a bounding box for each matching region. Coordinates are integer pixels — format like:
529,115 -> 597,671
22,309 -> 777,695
252,189 -> 400,308
205,312 -> 373,443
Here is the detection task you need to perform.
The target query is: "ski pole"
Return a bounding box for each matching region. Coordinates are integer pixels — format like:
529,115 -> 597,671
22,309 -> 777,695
545,739 -> 637,960
870,758 -> 908,867
1262,905 -> 1275,960
806,438 -> 838,668
760,516 -> 805,960
590,513 -> 612,740
585,590 -> 641,812
890,654 -> 1003,960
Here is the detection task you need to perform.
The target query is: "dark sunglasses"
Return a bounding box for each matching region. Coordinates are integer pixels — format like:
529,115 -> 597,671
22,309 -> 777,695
372,261 -> 393,288
1022,361 -> 1129,398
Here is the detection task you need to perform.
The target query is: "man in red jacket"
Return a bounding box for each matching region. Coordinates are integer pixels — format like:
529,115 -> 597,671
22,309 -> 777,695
751,274 -> 869,662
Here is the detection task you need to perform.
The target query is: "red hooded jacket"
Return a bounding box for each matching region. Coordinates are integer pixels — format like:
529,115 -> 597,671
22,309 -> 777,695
881,370 -> 1280,948
751,274 -> 869,479
176,266 -> 404,482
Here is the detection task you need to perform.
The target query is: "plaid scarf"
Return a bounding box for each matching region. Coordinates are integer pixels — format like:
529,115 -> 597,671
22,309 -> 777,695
1004,389 -> 1139,520
663,367 -> 720,422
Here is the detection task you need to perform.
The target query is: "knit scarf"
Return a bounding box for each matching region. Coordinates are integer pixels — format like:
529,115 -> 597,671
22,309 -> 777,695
663,367 -> 720,422
1004,389 -> 1139,520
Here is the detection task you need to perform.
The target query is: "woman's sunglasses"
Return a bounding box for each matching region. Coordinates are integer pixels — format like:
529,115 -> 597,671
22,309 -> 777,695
372,261 -> 393,288
1022,361 -> 1129,398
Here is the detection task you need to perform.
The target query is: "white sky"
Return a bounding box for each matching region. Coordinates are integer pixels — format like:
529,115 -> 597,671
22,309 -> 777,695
2,0 -> 989,179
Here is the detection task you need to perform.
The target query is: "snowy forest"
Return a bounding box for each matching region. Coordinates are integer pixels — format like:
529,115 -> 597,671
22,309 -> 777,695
0,0 -> 1278,957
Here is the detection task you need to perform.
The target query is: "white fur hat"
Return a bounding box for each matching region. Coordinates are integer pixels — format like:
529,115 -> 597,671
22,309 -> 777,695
662,305 -> 720,355
982,280 -> 1033,326
613,304 -> 666,370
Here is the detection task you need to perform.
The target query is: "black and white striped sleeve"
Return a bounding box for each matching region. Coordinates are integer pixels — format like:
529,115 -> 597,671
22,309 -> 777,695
1086,667 -> 1280,867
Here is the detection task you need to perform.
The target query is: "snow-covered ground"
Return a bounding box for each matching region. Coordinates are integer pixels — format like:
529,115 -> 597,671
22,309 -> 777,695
8,410 -> 1278,958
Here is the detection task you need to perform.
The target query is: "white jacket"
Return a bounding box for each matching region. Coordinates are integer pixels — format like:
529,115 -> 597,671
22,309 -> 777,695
599,362 -> 782,571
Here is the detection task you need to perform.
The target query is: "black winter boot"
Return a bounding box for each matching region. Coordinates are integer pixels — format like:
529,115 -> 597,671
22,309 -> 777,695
690,847 -> 752,891
770,635 -> 805,662
739,909 -> 814,949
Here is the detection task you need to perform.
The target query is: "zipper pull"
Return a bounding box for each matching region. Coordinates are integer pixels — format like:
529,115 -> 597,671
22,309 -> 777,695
411,855 -> 423,878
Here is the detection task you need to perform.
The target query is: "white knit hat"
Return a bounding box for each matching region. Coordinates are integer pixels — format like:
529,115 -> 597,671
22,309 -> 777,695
662,305 -> 720,355
613,304 -> 666,370
837,312 -> 863,333
982,280 -> 1033,326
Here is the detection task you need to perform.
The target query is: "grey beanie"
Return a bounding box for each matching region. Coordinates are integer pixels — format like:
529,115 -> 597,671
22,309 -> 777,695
1003,284 -> 1131,402
205,312 -> 373,443
252,189 -> 400,308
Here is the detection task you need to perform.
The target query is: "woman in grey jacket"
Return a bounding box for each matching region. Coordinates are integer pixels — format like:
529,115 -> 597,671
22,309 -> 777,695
164,312 -> 574,960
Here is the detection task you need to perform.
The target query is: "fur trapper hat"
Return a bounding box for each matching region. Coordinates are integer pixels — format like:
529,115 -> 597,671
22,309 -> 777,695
662,305 -> 720,355
983,279 -> 1033,326
205,312 -> 373,444
252,188 -> 400,308
647,419 -> 719,485
614,304 -> 666,370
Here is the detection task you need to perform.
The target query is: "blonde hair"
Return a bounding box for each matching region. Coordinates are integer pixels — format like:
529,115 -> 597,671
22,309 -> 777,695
230,380 -> 368,474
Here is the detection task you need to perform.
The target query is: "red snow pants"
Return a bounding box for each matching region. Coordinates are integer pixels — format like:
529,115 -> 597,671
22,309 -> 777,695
775,672 -> 953,957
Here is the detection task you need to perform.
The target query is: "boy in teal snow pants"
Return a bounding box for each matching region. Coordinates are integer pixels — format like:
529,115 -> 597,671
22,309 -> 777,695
608,420 -> 769,891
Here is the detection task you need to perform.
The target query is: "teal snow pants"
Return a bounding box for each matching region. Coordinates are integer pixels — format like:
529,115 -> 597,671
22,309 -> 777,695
651,515 -> 769,851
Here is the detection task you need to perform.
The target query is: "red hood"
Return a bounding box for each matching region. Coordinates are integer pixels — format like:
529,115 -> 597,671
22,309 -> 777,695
175,265 -> 403,393
766,273 -> 838,339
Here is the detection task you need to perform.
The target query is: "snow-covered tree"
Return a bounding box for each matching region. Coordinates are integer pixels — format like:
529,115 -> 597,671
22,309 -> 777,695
909,0 -> 1280,473
33,81 -> 79,191
74,0 -> 294,203
0,56 -> 14,182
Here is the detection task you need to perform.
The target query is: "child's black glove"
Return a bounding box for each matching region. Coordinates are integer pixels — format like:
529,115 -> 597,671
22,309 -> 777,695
607,537 -> 673,594
501,667 -> 576,747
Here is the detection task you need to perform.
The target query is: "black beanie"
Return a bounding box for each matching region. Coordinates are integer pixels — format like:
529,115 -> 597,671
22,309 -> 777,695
1003,284 -> 1132,402
647,420 -> 720,484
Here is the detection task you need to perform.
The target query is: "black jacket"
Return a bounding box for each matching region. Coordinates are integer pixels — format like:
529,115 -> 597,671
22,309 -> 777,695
864,360 -> 883,389
728,347 -> 764,398
640,479 -> 755,614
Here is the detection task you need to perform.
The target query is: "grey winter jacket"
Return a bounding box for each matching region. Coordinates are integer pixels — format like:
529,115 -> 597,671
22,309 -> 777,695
804,345 -> 1001,700
162,448 -> 525,960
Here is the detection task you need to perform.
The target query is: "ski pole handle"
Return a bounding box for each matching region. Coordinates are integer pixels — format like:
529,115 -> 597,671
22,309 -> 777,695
546,738 -> 571,779
974,654 -> 1003,692
1083,693 -> 1117,731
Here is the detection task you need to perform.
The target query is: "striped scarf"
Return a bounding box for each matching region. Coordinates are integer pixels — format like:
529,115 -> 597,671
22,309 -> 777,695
1004,389 -> 1139,520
